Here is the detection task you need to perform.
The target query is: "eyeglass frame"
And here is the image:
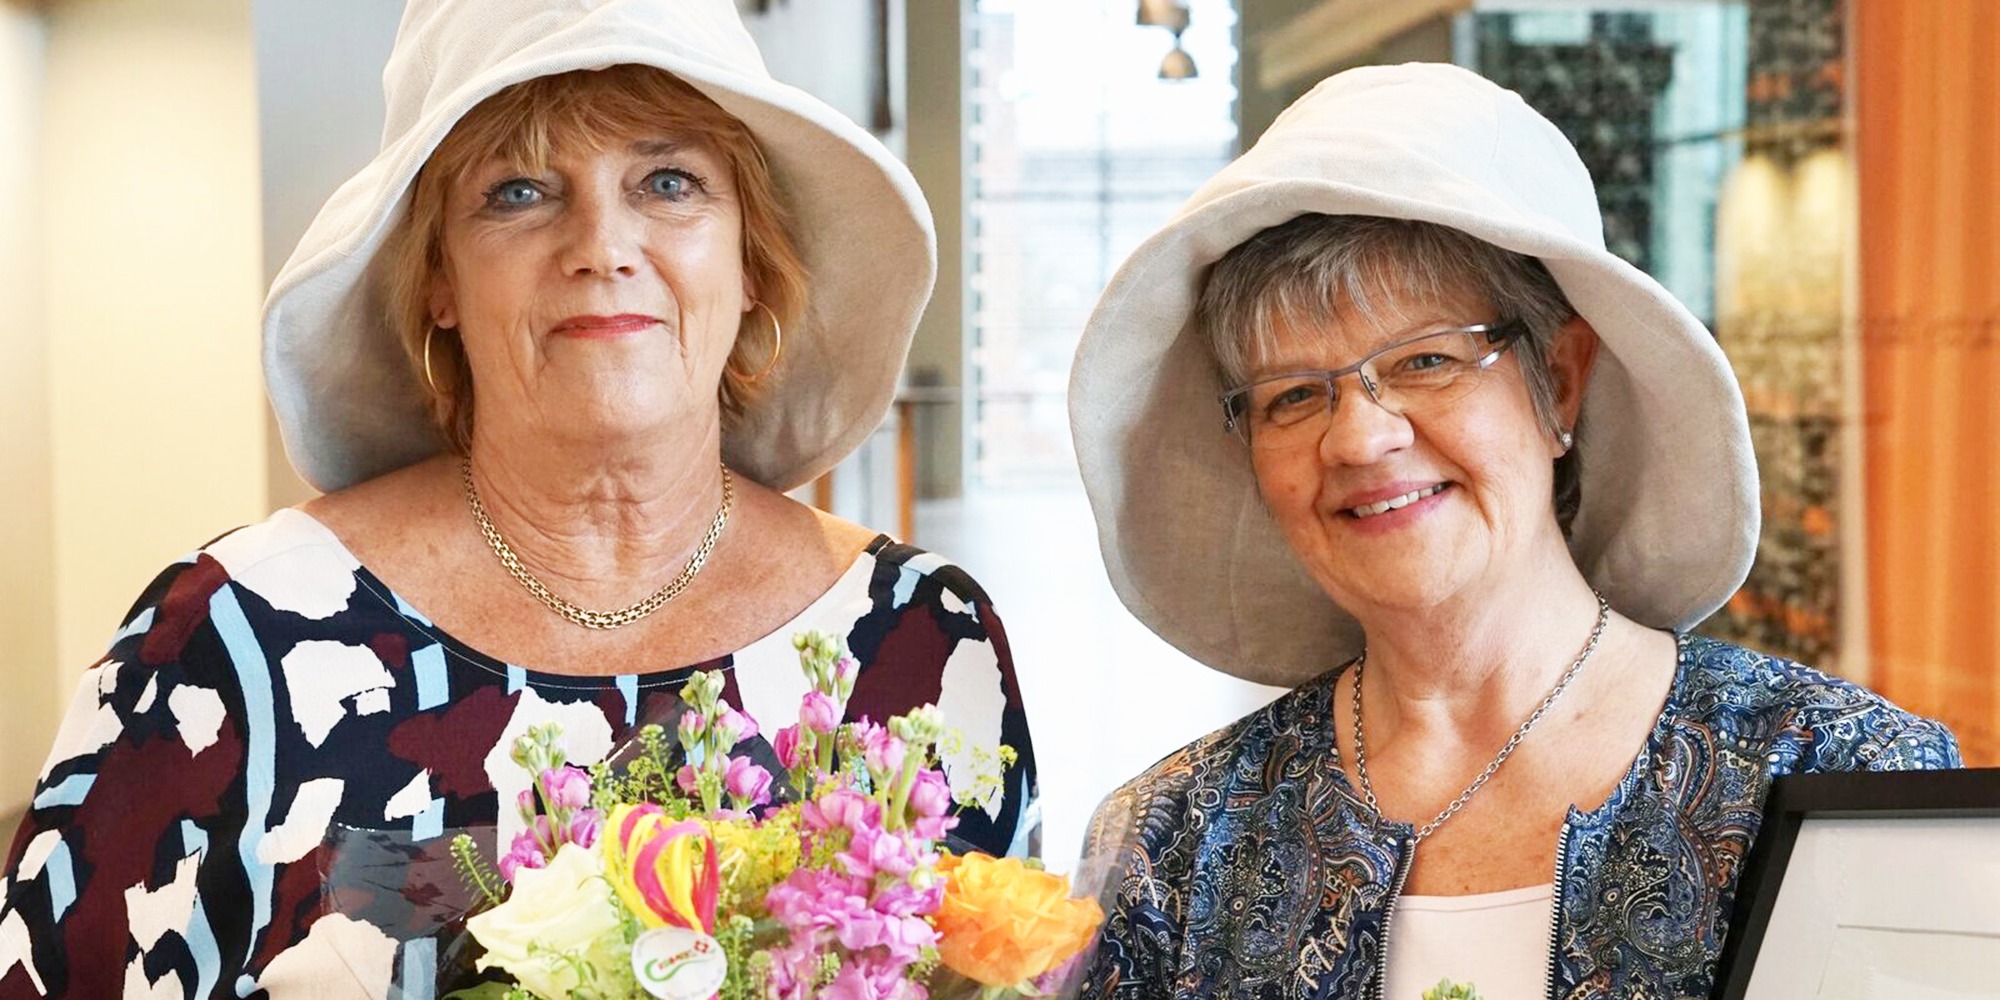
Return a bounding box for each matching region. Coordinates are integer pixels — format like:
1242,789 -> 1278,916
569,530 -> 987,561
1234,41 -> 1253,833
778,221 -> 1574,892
1218,319 -> 1529,443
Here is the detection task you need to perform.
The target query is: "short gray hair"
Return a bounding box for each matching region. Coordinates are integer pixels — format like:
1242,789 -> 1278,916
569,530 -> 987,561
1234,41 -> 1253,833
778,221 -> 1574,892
1195,214 -> 1584,533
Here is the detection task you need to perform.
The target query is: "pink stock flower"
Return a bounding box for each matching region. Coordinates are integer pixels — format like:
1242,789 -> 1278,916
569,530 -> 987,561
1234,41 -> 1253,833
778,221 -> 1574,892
871,878 -> 946,919
848,718 -> 882,746
906,769 -> 960,839
821,960 -> 893,999
540,765 -> 593,810
715,707 -> 760,746
497,828 -> 547,883
725,756 -> 774,808
802,787 -> 883,835
833,656 -> 860,688
515,788 -> 537,816
761,943 -> 807,1000
800,691 -> 842,735
838,827 -> 921,880
912,813 -> 959,842
861,725 -> 907,776
773,725 -> 804,770
832,908 -> 939,964
907,770 -> 952,818
871,913 -> 940,965
676,763 -> 701,796
764,938 -> 842,1000
677,711 -> 708,746
824,955 -> 930,1000
765,868 -> 874,935
564,807 -> 603,849
765,862 -> 939,999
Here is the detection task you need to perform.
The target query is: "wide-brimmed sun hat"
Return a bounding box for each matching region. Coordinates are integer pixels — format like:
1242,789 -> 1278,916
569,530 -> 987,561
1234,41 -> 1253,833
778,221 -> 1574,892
263,0 -> 934,493
1069,63 -> 1759,687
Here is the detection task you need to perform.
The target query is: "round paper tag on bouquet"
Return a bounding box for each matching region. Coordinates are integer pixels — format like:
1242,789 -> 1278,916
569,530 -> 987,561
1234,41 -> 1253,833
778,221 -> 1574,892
631,926 -> 729,1000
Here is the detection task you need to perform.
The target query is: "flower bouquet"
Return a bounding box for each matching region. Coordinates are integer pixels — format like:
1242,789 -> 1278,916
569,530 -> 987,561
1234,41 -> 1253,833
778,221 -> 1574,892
444,631 -> 1102,1000
1421,981 -> 1481,1000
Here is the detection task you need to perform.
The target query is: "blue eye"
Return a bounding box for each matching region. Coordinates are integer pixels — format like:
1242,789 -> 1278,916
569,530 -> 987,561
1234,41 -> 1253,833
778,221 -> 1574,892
645,168 -> 699,200
1273,385 -> 1320,407
1259,381 -> 1328,424
484,178 -> 543,210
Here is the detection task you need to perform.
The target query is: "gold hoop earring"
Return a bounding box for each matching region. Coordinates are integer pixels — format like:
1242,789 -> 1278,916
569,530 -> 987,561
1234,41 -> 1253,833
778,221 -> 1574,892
422,327 -> 441,394
728,303 -> 784,383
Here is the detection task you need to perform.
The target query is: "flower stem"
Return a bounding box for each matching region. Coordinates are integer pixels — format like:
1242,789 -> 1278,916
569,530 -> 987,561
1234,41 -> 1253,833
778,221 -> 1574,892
886,753 -> 922,831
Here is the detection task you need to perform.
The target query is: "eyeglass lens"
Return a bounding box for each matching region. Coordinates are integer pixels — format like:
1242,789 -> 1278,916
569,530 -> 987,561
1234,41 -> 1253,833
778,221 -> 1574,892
1230,328 -> 1501,448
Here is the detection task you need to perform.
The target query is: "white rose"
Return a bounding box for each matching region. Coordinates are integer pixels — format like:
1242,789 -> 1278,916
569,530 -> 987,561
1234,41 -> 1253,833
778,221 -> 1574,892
467,842 -> 631,997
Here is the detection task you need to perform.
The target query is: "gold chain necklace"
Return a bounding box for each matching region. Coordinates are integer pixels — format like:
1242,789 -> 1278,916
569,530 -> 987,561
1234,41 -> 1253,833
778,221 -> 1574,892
461,458 -> 733,630
1351,590 -> 1610,844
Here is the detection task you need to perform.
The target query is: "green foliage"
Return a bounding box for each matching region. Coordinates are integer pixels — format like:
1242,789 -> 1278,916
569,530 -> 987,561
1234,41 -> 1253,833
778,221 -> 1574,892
714,913 -> 761,1000
711,811 -> 802,915
440,984 -> 519,1000
1421,979 -> 1483,1000
594,724 -> 687,809
451,833 -> 506,908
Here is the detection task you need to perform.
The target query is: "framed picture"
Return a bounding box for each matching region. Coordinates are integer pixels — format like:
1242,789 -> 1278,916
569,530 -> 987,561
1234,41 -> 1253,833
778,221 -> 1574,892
1713,768 -> 2000,1000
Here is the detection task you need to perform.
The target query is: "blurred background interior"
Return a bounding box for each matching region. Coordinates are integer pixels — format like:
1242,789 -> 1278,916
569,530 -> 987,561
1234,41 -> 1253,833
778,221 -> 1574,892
2,0 -> 1996,863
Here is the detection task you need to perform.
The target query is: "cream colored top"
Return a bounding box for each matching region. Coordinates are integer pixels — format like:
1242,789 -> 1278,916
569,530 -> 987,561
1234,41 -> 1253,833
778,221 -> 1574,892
1382,883 -> 1554,1000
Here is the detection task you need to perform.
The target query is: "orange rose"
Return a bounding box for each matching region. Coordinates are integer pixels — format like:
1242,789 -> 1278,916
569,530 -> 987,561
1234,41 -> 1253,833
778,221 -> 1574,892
933,852 -> 1105,988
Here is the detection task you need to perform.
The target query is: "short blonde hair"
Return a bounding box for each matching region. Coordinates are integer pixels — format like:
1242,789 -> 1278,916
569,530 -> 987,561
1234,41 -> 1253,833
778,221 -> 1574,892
380,65 -> 809,453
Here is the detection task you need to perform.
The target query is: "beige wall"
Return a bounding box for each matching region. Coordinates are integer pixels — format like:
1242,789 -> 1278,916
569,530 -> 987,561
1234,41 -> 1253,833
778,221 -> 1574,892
904,0 -> 966,498
44,0 -> 267,686
0,0 -> 55,840
0,0 -> 267,828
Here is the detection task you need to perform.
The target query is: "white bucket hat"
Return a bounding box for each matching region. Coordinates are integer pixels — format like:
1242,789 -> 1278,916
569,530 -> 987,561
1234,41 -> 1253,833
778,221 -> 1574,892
1069,63 -> 1759,687
263,0 -> 935,493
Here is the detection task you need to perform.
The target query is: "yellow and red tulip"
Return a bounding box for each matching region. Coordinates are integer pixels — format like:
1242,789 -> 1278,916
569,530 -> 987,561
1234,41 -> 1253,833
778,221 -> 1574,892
604,804 -> 720,933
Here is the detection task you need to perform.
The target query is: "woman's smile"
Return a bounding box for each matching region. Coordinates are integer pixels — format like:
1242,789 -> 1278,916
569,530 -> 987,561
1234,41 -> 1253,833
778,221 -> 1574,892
550,313 -> 662,339
1331,480 -> 1454,534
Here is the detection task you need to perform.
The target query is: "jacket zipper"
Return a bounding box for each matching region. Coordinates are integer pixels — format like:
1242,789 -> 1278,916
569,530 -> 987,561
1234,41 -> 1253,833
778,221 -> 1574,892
1543,820 -> 1573,1000
1368,841 -> 1417,1000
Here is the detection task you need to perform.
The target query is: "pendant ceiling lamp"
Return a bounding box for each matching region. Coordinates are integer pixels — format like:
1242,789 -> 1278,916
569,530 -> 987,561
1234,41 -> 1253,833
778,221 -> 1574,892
1138,0 -> 1196,79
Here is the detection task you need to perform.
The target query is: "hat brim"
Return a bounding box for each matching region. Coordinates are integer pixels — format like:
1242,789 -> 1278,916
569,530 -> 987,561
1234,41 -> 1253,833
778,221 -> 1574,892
263,30 -> 934,494
1070,177 -> 1759,688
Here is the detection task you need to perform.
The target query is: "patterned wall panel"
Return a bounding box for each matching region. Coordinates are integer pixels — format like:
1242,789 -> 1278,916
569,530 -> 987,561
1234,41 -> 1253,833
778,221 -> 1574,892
1473,1 -> 1849,670
1709,0 -> 1847,669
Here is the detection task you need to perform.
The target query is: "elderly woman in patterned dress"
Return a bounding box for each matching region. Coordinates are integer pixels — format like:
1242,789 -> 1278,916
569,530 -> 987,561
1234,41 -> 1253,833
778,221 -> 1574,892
0,1 -> 1034,996
1064,64 -> 1956,1000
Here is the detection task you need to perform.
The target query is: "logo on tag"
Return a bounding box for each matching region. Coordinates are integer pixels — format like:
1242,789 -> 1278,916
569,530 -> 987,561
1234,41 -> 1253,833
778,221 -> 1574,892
631,926 -> 728,1000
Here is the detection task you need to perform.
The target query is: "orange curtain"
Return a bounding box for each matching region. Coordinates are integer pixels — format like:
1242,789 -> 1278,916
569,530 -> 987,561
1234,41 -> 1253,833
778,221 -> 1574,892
1856,0 -> 2000,765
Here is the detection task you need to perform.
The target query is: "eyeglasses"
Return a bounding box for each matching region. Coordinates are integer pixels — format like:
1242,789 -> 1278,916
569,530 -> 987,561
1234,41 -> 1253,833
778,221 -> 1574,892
1220,320 -> 1525,449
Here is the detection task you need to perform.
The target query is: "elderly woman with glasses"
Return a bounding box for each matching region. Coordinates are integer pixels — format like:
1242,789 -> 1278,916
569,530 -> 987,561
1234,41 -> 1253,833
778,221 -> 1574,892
1065,65 -> 1957,1000
1,1 -> 1037,995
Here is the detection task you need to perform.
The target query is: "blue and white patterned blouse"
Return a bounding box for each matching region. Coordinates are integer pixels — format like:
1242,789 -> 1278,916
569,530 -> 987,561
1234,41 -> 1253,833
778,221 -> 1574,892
1075,633 -> 1960,1000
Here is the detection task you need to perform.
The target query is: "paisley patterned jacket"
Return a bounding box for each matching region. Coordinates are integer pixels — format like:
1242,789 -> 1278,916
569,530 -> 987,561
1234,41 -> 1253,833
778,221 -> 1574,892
1074,634 -> 1961,1000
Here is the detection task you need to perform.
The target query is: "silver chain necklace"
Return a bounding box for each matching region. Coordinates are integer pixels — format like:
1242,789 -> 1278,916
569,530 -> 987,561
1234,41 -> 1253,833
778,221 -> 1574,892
462,458 -> 733,630
1350,590 -> 1610,844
